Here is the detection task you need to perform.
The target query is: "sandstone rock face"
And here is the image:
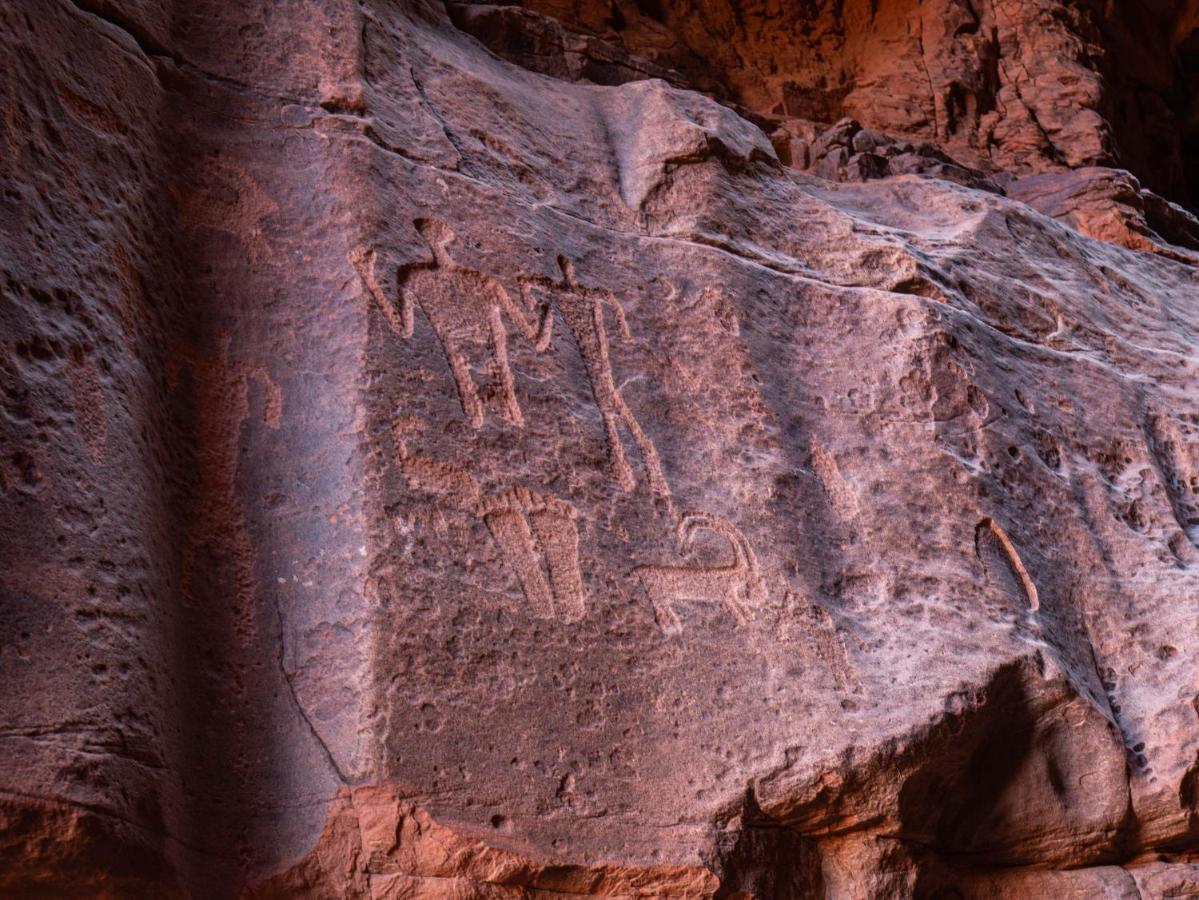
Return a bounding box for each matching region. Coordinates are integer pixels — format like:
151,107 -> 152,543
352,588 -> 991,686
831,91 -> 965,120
2,0 -> 1198,897
502,0 -> 1199,206
1008,167 -> 1199,263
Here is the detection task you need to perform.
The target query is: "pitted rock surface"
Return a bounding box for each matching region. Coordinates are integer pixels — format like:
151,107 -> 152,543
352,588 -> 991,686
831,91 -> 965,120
2,0 -> 1199,896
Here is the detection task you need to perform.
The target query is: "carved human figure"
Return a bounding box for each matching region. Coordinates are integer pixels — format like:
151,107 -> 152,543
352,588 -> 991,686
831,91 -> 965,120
351,219 -> 551,428
634,513 -> 767,634
520,256 -> 671,503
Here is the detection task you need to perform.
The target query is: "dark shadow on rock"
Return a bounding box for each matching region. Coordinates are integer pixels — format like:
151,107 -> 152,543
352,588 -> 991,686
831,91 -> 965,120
709,788 -> 825,900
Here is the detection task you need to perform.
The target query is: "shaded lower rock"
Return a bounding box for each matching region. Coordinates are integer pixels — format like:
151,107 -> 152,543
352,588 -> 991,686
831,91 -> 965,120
0,793 -> 182,897
242,659 -> 1199,897
247,785 -> 719,898
6,656 -> 1199,897
707,657 -> 1199,897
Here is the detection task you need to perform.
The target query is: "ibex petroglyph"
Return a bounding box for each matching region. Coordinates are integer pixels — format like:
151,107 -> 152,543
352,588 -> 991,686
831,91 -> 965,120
634,513 -> 766,635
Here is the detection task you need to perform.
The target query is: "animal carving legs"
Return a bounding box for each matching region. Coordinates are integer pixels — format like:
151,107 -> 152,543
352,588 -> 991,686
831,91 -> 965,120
637,568 -> 753,635
634,513 -> 765,635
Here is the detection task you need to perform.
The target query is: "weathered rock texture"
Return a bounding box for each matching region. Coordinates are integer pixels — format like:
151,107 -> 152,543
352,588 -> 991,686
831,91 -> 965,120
498,0 -> 1199,206
2,0 -> 1198,897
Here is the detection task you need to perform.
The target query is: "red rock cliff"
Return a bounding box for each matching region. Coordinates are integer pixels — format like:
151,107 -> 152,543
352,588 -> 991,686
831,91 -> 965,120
2,0 -> 1199,896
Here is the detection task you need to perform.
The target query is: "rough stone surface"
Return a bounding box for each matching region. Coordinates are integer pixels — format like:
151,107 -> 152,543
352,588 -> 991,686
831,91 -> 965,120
2,0 -> 1199,897
771,116 -> 1005,195
508,0 -> 1199,207
1009,167 -> 1199,263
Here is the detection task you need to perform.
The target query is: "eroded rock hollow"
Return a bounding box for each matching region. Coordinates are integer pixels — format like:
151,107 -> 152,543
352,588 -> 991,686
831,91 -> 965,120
3,0 -> 1199,896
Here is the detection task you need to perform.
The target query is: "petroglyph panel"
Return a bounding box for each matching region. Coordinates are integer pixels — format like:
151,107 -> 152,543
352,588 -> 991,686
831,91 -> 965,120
16,1 -> 1199,891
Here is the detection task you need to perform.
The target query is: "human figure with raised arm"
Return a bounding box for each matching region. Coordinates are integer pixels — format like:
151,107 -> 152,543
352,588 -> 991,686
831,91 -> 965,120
351,218 -> 552,428
520,255 -> 671,504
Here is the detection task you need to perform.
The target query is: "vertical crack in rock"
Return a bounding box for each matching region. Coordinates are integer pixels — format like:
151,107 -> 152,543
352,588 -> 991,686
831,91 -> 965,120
273,596 -> 350,786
